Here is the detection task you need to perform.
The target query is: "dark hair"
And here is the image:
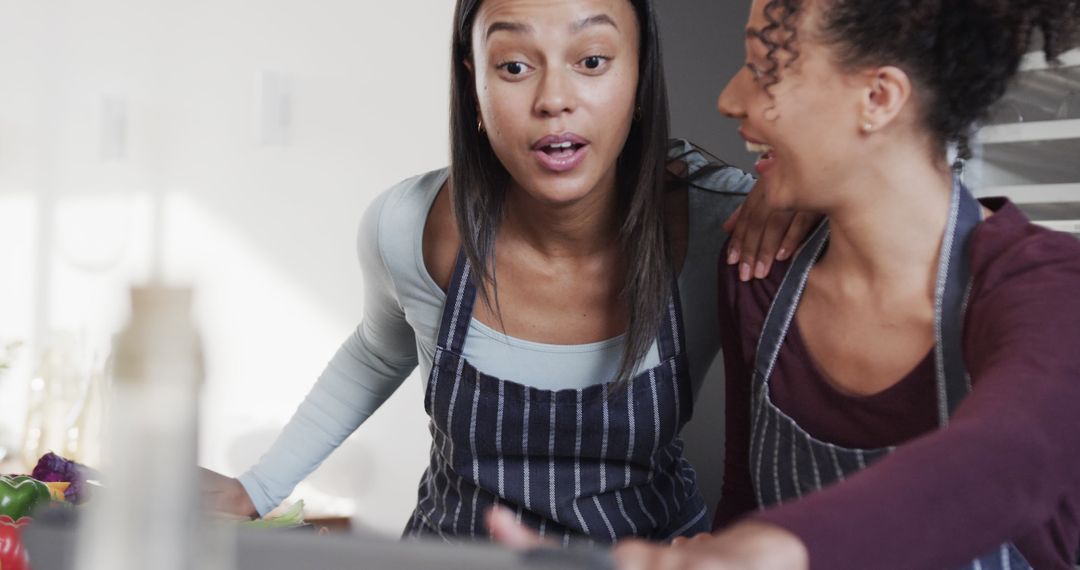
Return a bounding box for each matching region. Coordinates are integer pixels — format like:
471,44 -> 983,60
754,0 -> 1080,158
449,0 -> 672,385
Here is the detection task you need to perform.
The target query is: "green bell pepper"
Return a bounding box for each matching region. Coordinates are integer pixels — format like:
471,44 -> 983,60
0,475 -> 51,522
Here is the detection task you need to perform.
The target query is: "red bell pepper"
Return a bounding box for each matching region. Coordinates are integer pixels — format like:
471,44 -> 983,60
0,515 -> 31,570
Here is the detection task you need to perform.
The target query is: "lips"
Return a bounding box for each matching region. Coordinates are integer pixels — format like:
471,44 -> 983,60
531,133 -> 590,173
740,130 -> 776,175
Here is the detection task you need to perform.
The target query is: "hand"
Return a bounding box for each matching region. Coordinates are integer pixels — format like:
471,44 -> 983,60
488,505 -> 808,570
199,467 -> 257,520
613,522 -> 808,570
486,504 -> 552,549
723,181 -> 821,282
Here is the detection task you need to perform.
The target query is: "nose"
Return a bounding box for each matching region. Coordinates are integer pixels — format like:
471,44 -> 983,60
534,68 -> 575,118
717,69 -> 747,119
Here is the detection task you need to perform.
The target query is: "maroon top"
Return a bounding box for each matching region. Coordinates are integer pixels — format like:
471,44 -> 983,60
714,199 -> 1080,570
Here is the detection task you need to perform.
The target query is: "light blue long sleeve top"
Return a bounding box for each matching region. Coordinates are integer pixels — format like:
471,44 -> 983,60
238,141 -> 755,515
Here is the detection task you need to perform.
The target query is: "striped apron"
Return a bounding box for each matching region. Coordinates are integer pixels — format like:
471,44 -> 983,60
404,252 -> 709,544
749,179 -> 1034,569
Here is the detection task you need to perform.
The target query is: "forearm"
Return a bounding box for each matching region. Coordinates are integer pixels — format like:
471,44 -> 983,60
752,409 -> 1074,570
239,328 -> 417,515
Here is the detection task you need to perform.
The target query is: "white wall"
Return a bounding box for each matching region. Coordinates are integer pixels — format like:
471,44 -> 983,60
0,0 -> 454,535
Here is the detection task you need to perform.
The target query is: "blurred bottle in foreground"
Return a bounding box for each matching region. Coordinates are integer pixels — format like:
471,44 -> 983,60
76,285 -> 229,570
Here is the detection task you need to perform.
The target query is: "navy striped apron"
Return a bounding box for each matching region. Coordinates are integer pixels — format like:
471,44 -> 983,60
404,252 -> 709,544
749,179 -> 1033,569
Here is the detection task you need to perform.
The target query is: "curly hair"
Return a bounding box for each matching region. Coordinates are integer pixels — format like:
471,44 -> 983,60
755,0 -> 1080,157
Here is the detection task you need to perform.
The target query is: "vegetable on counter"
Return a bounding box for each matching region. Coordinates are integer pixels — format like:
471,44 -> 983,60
241,499 -> 306,529
0,476 -> 48,570
0,475 -> 51,522
0,516 -> 30,570
31,451 -> 96,504
0,453 -> 88,570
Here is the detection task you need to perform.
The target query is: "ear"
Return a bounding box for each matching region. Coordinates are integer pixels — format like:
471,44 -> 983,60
858,65 -> 911,133
464,58 -> 474,74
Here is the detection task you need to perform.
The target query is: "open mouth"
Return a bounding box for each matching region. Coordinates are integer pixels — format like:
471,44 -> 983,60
540,140 -> 587,158
532,134 -> 590,173
746,140 -> 776,174
746,140 -> 774,161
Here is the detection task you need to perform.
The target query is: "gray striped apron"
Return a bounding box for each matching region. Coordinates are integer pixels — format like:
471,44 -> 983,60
403,252 -> 708,544
750,179 -> 1033,569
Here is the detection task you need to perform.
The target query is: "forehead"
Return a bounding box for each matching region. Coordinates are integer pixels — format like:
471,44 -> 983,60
474,0 -> 639,42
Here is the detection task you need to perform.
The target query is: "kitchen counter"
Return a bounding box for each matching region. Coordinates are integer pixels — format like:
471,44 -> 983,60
22,506 -> 613,570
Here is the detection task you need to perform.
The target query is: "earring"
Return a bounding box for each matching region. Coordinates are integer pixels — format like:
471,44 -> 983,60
862,121 -> 874,132
478,117 -> 485,133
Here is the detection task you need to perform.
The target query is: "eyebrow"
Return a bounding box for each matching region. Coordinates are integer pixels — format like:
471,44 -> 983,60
745,27 -> 762,40
486,21 -> 534,39
485,14 -> 618,40
571,14 -> 618,34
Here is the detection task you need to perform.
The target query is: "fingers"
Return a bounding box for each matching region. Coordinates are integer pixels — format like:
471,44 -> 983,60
686,532 -> 715,545
750,211 -> 794,279
614,538 -> 728,570
613,539 -> 659,570
485,505 -> 548,550
725,182 -> 823,281
731,185 -> 771,282
777,212 -> 822,261
671,532 -> 712,547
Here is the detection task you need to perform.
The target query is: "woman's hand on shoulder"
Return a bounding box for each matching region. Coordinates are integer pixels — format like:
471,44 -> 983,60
613,522 -> 808,570
725,181 -> 820,282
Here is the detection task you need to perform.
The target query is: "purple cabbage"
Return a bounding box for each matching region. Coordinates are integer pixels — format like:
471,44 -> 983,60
31,452 -> 96,504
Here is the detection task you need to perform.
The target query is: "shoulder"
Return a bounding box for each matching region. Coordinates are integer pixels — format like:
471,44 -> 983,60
358,167 -> 449,284
667,138 -> 754,224
362,167 -> 449,237
969,199 -> 1080,298
666,139 -> 756,262
965,199 -> 1080,362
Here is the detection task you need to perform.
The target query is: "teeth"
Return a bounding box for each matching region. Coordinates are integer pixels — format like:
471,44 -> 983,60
548,141 -> 574,150
745,141 -> 773,154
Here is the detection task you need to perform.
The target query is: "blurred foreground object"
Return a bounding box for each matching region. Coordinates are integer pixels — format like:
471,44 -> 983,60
75,285 -> 230,570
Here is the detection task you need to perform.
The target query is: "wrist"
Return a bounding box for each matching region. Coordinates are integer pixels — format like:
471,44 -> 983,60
230,480 -> 258,519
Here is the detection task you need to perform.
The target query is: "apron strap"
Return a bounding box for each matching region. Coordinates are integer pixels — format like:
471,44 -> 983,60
751,219 -> 831,388
655,273 -> 688,363
934,179 -> 983,424
436,250 -> 478,354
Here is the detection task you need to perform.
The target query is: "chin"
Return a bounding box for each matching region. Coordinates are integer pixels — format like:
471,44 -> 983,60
529,184 -> 594,205
526,172 -> 607,204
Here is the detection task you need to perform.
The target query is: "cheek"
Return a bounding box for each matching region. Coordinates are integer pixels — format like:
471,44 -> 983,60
588,70 -> 639,144
477,80 -> 528,139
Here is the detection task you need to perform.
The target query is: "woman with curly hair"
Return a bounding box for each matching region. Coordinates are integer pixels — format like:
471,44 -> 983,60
489,0 -> 1080,567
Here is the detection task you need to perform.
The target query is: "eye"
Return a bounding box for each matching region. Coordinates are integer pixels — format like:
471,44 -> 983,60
497,60 -> 532,77
578,55 -> 611,73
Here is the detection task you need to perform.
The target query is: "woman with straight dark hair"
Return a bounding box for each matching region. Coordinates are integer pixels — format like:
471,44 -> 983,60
203,0 -> 812,543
